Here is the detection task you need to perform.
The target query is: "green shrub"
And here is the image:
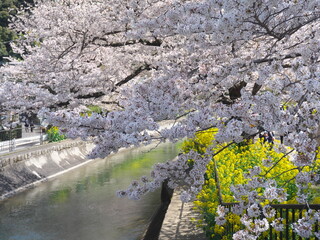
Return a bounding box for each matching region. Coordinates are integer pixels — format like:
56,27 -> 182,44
87,105 -> 103,114
46,126 -> 66,142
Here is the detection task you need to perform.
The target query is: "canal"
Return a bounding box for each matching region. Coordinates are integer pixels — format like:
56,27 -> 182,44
0,142 -> 180,240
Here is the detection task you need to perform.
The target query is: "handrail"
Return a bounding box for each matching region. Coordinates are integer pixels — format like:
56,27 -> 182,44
0,127 -> 45,154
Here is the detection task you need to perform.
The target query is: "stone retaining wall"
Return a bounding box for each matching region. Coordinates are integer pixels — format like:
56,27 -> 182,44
0,140 -> 95,200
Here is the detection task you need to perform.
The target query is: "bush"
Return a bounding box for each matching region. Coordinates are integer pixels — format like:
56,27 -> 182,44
46,126 -> 66,142
87,105 -> 103,114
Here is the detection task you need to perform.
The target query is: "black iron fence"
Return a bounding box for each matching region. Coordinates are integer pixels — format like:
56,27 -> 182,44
0,127 -> 22,141
266,204 -> 320,240
221,202 -> 320,240
213,159 -> 320,240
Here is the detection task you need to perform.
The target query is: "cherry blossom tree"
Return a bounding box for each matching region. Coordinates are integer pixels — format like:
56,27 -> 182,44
1,0 -> 320,238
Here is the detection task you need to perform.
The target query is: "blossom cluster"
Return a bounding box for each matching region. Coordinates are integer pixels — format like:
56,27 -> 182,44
117,149 -> 212,201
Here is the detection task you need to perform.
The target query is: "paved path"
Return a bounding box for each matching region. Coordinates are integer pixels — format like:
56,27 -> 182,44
159,191 -> 208,240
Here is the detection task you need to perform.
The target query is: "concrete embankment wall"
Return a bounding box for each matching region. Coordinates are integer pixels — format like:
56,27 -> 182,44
0,140 -> 95,200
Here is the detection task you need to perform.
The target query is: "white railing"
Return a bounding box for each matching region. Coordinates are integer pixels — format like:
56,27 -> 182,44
0,127 -> 46,155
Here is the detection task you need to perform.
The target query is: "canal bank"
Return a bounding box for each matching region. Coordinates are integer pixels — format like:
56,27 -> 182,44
0,120 -> 177,201
0,139 -> 96,200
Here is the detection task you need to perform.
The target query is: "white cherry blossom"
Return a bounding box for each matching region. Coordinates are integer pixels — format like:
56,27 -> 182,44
0,0 -> 320,238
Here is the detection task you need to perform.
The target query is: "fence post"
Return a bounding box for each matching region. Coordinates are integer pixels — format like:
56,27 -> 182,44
40,129 -> 43,145
8,129 -> 16,152
9,130 -> 13,152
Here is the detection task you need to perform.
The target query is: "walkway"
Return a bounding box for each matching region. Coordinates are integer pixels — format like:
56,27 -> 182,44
159,191 -> 208,240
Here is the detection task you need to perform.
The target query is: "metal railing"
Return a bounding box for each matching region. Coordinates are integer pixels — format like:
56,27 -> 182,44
213,158 -> 320,240
221,202 -> 320,240
0,127 -> 46,154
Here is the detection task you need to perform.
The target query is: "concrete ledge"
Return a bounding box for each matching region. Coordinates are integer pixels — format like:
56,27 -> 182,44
0,140 -> 95,200
0,140 -> 89,166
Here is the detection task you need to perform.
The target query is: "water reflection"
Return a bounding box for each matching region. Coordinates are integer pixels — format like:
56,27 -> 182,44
0,142 -> 180,240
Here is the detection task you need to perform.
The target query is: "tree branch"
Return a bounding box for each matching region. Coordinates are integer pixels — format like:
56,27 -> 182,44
253,53 -> 302,64
229,81 -> 247,100
114,63 -> 152,89
77,91 -> 105,99
92,37 -> 162,48
262,149 -> 295,177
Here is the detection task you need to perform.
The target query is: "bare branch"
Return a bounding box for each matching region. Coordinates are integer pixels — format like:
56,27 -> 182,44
114,64 -> 153,89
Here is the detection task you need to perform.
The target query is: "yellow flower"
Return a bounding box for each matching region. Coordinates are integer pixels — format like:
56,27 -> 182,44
182,129 -> 319,239
214,225 -> 225,234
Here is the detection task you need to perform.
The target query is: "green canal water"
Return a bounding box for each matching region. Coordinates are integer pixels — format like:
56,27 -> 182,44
0,142 -> 180,240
